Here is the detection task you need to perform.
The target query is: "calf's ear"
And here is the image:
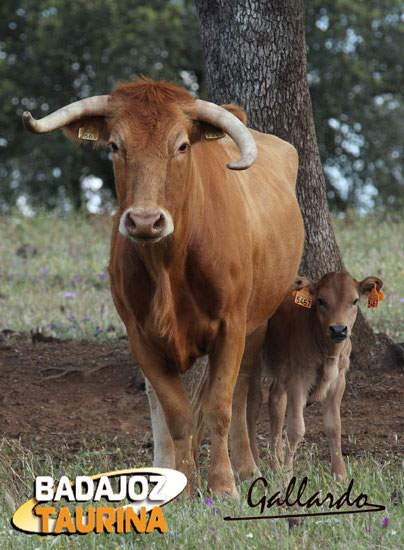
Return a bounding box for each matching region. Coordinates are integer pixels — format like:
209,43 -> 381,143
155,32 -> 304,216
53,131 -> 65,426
359,276 -> 384,296
62,116 -> 110,147
292,276 -> 315,295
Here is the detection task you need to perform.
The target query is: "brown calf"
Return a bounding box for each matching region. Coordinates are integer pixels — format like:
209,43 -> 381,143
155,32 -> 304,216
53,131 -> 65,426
248,271 -> 384,481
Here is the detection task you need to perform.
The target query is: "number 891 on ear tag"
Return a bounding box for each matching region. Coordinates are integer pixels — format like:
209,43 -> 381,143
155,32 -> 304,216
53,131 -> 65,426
293,288 -> 312,309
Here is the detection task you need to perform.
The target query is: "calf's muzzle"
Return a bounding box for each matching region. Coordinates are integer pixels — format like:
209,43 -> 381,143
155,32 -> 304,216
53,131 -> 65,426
329,324 -> 348,341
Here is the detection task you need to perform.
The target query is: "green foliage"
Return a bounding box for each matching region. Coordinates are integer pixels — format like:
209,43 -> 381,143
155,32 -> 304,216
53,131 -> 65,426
0,1 -> 403,213
0,0 -> 203,211
306,0 -> 404,212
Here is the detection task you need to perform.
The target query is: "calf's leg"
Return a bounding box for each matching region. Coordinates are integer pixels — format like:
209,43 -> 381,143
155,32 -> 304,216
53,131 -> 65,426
322,369 -> 347,481
267,384 -> 287,470
284,384 -> 306,481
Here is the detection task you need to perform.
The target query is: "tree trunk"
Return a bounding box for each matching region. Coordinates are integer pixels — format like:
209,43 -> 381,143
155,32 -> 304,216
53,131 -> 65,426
195,0 -> 398,370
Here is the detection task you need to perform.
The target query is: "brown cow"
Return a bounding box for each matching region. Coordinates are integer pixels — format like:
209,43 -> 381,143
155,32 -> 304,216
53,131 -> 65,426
22,79 -> 304,497
247,271 -> 384,482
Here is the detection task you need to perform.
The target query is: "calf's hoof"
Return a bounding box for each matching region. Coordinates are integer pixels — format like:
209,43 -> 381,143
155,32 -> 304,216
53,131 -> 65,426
331,461 -> 346,482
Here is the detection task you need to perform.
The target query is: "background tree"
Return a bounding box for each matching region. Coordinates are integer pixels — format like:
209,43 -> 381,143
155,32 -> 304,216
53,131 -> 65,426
0,0 -> 203,212
305,0 -> 404,214
195,0 -> 398,368
1,0 -> 402,213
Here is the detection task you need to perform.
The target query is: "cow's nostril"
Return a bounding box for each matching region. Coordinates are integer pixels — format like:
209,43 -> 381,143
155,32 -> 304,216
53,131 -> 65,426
125,212 -> 136,231
153,214 -> 165,231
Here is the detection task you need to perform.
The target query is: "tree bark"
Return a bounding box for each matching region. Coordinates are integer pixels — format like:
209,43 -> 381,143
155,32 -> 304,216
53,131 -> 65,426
195,0 -> 398,369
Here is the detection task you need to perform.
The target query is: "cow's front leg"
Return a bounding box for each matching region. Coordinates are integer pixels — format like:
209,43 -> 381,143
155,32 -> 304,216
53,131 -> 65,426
322,369 -> 347,481
132,344 -> 196,490
145,379 -> 175,468
204,325 -> 245,498
230,323 -> 266,480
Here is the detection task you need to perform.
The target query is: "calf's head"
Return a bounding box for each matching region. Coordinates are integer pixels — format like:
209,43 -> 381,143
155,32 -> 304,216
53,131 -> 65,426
22,80 -> 257,244
293,272 -> 384,343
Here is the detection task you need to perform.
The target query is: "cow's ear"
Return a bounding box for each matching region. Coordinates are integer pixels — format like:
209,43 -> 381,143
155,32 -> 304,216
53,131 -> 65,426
359,276 -> 384,296
292,276 -> 315,295
191,104 -> 247,143
62,116 -> 110,147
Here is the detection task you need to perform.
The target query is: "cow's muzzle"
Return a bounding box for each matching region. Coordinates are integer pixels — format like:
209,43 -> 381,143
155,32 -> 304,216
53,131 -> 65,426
119,207 -> 174,243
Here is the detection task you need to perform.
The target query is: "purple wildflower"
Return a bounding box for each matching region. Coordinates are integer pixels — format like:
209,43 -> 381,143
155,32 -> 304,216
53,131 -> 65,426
64,292 -> 76,299
99,271 -> 108,281
382,517 -> 389,526
400,298 -> 404,303
83,315 -> 92,322
72,274 -> 82,284
204,497 -> 213,506
67,313 -> 75,322
95,326 -> 103,335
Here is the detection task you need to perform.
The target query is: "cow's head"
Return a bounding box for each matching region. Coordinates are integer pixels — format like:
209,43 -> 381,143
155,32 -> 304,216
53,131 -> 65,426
22,80 -> 257,244
292,272 -> 384,343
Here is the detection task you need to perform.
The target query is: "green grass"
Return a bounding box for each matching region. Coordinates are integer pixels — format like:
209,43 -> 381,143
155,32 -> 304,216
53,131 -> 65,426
0,211 -> 123,341
0,211 -> 402,341
0,211 -> 403,547
0,438 -> 402,549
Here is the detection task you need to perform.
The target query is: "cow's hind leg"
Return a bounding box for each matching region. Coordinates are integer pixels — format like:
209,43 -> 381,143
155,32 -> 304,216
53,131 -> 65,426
230,323 -> 266,480
145,379 -> 175,468
203,325 -> 246,498
246,354 -> 263,466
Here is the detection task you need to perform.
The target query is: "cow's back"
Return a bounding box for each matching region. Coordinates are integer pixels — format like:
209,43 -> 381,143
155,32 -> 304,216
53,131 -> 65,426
192,130 -> 304,335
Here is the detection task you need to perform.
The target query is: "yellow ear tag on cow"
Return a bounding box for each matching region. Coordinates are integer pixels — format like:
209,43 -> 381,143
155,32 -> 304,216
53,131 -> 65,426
205,129 -> 226,140
368,284 -> 384,309
293,287 -> 312,309
78,127 -> 99,141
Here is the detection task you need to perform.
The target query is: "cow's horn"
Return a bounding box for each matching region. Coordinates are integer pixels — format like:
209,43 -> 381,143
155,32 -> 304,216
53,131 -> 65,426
194,99 -> 257,170
22,95 -> 111,134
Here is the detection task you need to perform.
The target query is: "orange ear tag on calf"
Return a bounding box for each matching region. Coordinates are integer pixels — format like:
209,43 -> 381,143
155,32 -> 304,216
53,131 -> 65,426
368,284 -> 384,309
293,287 -> 312,309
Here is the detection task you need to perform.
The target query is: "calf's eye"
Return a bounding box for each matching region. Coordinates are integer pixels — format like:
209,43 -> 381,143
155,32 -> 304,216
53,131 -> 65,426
317,297 -> 326,307
109,141 -> 119,153
352,298 -> 359,305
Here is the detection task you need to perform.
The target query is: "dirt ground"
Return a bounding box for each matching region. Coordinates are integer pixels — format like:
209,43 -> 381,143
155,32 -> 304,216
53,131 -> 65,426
0,338 -> 403,467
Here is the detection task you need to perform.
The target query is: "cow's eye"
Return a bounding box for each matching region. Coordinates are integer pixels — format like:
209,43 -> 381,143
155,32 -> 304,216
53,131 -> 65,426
352,298 -> 359,305
109,141 -> 119,153
317,297 -> 327,307
178,142 -> 189,154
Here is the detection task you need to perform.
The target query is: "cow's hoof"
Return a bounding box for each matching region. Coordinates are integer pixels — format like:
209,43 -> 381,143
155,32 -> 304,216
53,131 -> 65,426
234,465 -> 260,482
208,479 -> 240,500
